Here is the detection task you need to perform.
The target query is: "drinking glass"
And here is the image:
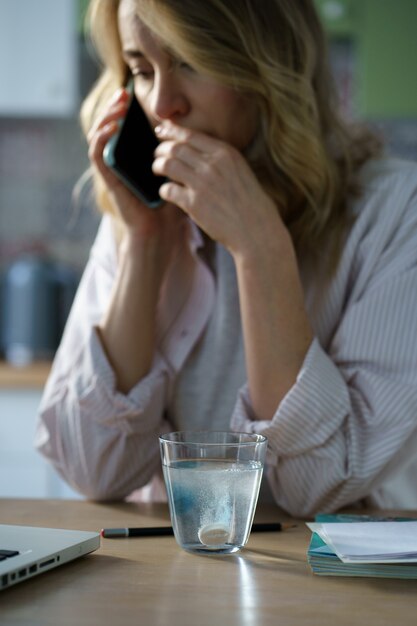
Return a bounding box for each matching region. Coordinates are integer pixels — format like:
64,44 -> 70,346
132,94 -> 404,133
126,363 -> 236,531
159,431 -> 267,555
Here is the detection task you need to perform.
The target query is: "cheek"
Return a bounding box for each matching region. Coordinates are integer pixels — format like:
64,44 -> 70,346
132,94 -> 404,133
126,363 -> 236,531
215,93 -> 258,150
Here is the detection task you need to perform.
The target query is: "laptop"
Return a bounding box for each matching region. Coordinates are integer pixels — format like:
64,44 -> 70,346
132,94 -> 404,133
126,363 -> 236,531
0,524 -> 100,591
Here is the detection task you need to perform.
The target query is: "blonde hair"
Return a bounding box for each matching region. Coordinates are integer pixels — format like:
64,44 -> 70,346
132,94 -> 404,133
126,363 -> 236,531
82,0 -> 382,264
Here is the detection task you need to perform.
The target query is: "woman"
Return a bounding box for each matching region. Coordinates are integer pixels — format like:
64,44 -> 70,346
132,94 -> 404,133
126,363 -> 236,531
35,0 -> 417,516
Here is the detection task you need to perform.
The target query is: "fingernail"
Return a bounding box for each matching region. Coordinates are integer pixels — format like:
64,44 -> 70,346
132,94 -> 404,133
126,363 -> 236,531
154,125 -> 165,136
110,87 -> 126,103
104,121 -> 118,133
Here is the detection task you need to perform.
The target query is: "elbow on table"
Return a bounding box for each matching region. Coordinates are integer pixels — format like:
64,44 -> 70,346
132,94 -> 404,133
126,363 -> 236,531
270,470 -> 368,519
60,473 -> 134,502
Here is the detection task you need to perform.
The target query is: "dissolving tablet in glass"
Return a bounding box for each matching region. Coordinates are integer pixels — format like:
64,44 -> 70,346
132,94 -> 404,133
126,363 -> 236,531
198,523 -> 231,547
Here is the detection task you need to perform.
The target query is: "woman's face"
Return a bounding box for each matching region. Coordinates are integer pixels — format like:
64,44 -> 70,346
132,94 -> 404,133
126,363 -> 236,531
118,0 -> 258,151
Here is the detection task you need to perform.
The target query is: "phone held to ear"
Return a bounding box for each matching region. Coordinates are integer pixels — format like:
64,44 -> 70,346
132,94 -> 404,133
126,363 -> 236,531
103,84 -> 166,208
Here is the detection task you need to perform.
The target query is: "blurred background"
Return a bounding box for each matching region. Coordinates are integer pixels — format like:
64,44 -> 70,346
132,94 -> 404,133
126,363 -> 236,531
0,0 -> 416,498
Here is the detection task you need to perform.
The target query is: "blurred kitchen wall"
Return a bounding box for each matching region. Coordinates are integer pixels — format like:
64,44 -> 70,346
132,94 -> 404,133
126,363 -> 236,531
0,0 -> 100,274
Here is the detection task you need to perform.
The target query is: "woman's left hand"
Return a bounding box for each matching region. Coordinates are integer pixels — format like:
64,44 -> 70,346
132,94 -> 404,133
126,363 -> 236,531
152,122 -> 284,257
154,122 -> 313,422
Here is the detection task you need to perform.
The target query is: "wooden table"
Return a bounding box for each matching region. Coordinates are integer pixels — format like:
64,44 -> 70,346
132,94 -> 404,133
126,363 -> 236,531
0,499 -> 416,625
0,360 -> 51,388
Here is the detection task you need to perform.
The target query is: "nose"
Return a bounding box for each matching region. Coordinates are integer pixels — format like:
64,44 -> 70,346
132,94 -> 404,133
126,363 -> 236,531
149,73 -> 190,123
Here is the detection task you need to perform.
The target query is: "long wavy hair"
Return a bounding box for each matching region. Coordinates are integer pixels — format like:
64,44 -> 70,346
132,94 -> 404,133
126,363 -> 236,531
81,0 -> 382,265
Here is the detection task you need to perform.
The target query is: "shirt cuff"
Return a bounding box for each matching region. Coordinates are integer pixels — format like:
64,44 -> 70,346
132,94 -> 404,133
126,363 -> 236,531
231,338 -> 350,458
73,327 -> 170,434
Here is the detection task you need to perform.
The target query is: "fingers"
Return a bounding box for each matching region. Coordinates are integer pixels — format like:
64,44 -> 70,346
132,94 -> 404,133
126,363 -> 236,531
87,88 -> 129,143
87,89 -> 130,186
159,180 -> 187,204
155,121 -> 220,153
88,121 -> 120,185
153,142 -> 202,189
152,128 -> 242,200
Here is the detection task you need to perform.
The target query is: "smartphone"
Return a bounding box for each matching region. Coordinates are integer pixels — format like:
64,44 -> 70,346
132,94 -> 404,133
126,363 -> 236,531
103,89 -> 166,208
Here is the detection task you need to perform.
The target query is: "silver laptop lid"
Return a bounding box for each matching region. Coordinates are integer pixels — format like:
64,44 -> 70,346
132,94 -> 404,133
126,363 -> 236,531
0,524 -> 100,591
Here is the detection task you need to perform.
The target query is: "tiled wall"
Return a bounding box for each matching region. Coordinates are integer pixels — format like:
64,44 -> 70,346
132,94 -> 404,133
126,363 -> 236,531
0,34 -> 101,276
0,116 -> 100,273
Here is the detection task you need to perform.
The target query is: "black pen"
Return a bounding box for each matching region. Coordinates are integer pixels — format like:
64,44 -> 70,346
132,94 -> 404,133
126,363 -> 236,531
100,522 -> 296,538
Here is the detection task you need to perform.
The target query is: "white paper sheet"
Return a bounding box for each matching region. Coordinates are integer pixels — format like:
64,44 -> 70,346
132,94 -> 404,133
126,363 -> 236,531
307,521 -> 417,564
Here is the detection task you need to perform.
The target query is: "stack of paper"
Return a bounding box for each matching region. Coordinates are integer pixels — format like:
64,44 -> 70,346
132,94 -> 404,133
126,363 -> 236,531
307,514 -> 417,578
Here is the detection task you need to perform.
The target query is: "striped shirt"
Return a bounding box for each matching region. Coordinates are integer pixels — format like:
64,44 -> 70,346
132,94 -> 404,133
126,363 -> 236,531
35,157 -> 417,516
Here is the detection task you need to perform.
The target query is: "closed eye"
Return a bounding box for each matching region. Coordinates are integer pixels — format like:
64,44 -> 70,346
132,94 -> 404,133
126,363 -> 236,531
130,68 -> 154,80
122,49 -> 154,80
175,58 -> 197,74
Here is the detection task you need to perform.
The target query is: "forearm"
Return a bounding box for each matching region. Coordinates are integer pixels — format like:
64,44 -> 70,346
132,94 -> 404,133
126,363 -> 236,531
35,325 -> 171,500
98,233 -> 165,394
231,340 -> 417,516
234,228 -> 313,421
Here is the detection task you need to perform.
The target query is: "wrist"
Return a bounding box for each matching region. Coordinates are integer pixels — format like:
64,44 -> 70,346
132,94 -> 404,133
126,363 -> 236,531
233,222 -> 295,277
119,228 -> 164,266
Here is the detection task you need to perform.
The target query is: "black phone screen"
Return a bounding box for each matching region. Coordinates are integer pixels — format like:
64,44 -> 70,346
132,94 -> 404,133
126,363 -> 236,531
108,96 -> 166,207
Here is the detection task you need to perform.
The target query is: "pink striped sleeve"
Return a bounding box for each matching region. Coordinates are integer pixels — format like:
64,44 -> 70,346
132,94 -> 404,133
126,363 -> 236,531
232,160 -> 417,516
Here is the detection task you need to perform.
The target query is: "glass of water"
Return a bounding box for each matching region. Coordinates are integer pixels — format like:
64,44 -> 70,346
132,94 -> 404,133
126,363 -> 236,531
159,431 -> 267,555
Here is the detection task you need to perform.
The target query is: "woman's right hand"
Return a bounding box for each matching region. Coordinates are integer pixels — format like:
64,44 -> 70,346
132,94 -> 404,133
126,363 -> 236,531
88,86 -> 187,279
88,88 -> 189,391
